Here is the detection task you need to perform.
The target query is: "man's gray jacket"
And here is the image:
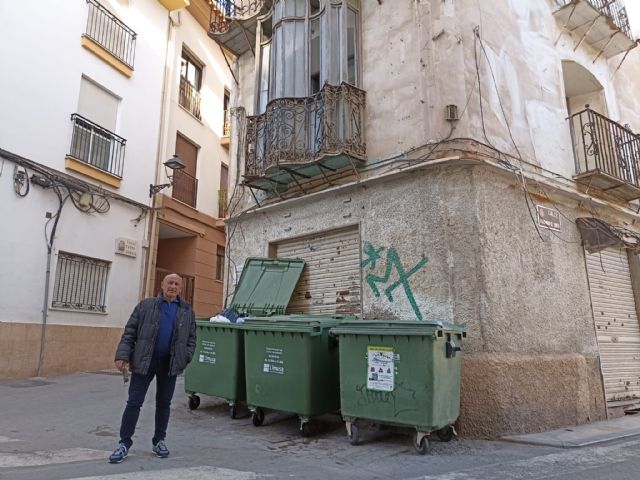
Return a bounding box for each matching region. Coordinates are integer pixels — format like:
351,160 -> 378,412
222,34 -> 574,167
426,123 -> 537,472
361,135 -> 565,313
115,294 -> 197,376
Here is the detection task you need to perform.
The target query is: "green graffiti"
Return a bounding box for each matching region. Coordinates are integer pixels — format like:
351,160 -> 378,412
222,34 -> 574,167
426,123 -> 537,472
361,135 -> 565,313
361,242 -> 428,321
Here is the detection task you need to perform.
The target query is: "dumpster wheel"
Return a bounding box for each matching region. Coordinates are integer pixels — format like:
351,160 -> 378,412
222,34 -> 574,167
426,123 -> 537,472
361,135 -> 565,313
436,425 -> 456,442
188,395 -> 200,411
300,419 -> 313,437
252,408 -> 265,427
229,404 -> 237,419
413,432 -> 430,455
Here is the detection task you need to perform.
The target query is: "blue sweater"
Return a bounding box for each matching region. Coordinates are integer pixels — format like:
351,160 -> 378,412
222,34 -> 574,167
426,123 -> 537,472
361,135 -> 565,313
154,298 -> 179,358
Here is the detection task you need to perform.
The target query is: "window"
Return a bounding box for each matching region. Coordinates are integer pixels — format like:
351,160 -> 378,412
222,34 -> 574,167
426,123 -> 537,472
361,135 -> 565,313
223,88 -> 231,136
69,77 -> 125,177
216,245 -> 225,281
179,49 -> 203,119
218,164 -> 228,218
52,252 -> 111,312
173,133 -> 199,207
256,0 -> 360,113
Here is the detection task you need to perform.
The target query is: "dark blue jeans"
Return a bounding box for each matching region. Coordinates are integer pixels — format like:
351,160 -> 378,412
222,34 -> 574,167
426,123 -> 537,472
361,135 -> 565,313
119,357 -> 177,449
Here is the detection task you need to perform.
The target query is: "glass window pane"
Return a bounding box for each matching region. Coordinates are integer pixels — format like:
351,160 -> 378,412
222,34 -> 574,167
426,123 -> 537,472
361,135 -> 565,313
310,17 -> 322,94
261,16 -> 273,42
347,8 -> 358,85
310,0 -> 320,15
258,42 -> 271,112
328,5 -> 342,85
284,0 -> 306,17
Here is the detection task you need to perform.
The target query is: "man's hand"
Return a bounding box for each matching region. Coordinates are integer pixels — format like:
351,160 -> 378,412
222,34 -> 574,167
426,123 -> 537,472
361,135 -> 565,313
115,360 -> 128,372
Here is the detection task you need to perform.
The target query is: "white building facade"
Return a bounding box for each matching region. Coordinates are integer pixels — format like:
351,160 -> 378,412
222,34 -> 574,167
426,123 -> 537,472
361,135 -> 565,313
0,0 -> 230,378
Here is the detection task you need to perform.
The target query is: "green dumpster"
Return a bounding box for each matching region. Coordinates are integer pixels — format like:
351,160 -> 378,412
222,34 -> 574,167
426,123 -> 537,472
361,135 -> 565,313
330,320 -> 466,454
184,257 -> 305,417
243,315 -> 346,436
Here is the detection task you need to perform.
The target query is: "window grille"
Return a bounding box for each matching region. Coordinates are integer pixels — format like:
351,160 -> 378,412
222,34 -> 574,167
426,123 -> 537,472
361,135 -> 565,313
52,252 -> 111,312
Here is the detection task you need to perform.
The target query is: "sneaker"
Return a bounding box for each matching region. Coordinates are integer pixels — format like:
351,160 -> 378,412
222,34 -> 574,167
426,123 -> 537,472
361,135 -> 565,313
152,439 -> 170,458
108,442 -> 128,464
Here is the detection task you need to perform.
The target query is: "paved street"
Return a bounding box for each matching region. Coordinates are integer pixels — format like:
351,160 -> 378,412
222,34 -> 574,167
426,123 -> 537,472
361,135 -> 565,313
2,372 -> 640,480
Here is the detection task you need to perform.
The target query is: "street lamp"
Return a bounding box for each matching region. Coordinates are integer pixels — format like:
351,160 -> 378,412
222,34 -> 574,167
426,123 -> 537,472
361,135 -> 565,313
149,155 -> 186,197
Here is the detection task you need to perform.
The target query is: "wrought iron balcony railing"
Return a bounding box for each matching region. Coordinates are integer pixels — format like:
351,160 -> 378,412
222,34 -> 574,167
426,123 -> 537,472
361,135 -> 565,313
570,106 -> 640,200
85,0 -> 137,68
179,77 -> 202,120
218,187 -> 228,218
208,0 -> 271,55
243,82 -> 366,187
556,0 -> 633,39
172,169 -> 198,207
68,114 -> 126,178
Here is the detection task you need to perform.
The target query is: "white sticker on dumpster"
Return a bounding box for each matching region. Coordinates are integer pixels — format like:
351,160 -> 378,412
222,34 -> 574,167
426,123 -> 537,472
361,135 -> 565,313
263,347 -> 285,375
367,346 -> 394,391
198,340 -> 216,364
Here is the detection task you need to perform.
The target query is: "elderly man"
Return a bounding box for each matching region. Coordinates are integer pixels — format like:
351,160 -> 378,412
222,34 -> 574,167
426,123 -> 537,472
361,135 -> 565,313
108,273 -> 196,463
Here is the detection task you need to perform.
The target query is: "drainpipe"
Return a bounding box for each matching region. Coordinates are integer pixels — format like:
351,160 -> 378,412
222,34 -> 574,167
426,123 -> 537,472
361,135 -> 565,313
143,11 -> 178,298
36,250 -> 53,377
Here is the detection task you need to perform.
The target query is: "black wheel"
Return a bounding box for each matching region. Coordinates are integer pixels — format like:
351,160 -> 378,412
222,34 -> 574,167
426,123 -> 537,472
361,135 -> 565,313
252,408 -> 265,427
347,424 -> 360,446
230,405 -> 237,419
188,395 -> 200,410
436,425 -> 455,442
300,422 -> 313,437
413,434 -> 430,455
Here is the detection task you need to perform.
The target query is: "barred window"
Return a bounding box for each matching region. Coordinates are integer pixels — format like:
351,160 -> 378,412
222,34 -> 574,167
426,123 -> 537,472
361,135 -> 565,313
52,252 -> 111,312
216,246 -> 225,281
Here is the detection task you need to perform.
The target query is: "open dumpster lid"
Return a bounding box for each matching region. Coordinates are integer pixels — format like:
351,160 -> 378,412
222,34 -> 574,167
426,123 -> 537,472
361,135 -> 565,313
230,257 -> 305,316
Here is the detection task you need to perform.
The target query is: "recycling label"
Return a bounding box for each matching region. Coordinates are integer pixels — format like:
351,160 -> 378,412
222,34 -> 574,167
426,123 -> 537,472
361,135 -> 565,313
198,340 -> 216,364
367,346 -> 394,392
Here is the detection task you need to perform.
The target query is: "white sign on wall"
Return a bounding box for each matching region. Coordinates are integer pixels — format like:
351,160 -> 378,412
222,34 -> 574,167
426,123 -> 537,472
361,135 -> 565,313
115,238 -> 138,258
536,205 -> 561,232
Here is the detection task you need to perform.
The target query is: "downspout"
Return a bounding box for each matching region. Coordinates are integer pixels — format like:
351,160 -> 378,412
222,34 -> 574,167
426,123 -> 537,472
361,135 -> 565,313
37,193 -> 65,377
143,11 -> 178,298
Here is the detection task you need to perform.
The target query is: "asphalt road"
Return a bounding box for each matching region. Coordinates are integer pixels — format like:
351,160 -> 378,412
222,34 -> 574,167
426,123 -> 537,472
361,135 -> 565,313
1,372 -> 639,480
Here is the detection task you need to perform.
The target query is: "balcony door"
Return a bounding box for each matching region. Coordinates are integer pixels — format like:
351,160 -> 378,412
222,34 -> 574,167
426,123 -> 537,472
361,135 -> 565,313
173,133 -> 198,207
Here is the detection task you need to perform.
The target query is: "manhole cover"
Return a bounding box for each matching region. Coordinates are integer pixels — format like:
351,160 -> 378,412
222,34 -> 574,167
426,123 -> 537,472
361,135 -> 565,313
3,379 -> 54,388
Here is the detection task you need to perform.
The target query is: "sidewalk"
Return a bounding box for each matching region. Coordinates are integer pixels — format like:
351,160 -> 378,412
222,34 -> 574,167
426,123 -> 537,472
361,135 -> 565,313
503,414 -> 640,448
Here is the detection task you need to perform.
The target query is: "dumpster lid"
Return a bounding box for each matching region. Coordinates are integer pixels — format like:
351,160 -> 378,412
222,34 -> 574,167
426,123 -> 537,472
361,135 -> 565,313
230,257 -> 305,316
330,320 -> 467,337
243,315 -> 350,334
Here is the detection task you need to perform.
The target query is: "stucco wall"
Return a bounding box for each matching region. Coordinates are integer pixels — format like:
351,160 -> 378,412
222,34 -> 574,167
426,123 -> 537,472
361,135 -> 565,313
228,163 -> 608,435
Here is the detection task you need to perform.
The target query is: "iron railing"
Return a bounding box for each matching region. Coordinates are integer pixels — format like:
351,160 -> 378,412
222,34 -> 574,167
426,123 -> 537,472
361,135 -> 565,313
68,114 -> 126,178
570,106 -> 640,187
172,169 -> 198,207
52,252 -> 110,312
84,0 -> 137,68
244,82 -> 366,178
179,76 -> 202,120
218,188 -> 228,218
209,0 -> 266,34
556,0 -> 633,39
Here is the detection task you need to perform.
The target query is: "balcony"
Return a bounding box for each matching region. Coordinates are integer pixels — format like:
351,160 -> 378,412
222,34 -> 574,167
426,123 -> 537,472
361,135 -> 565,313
67,114 -> 126,182
242,82 -> 366,193
570,106 -> 640,200
208,0 -> 271,56
82,0 -> 137,75
172,169 -> 198,207
179,77 -> 202,120
554,0 -> 637,59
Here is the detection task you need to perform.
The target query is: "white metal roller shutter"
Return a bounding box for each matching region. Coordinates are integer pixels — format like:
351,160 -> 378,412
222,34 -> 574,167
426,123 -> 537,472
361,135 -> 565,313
275,226 -> 361,315
586,248 -> 640,403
